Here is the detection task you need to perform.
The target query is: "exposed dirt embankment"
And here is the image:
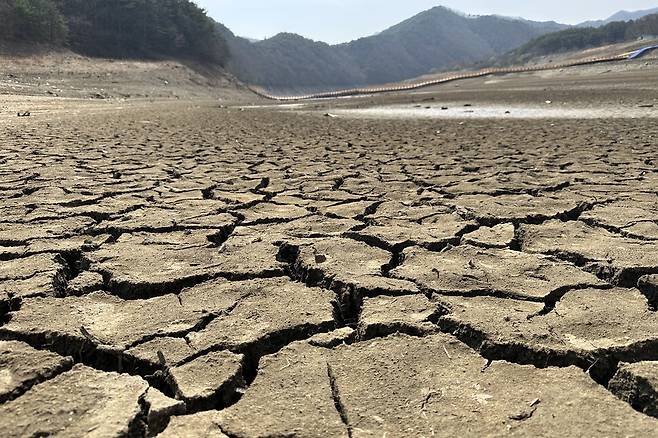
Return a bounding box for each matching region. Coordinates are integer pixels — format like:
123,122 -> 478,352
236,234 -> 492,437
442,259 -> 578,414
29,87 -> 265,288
522,38 -> 658,65
0,49 -> 252,102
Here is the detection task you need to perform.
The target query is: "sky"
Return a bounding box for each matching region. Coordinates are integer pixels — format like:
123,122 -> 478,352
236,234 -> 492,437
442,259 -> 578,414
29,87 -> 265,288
195,0 -> 658,43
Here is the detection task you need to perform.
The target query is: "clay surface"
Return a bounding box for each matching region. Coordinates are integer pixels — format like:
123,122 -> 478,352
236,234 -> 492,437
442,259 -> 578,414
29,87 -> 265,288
1,61 -> 657,436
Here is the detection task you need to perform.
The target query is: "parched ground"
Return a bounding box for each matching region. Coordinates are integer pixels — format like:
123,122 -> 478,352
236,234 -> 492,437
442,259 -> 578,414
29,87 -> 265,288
1,62 -> 658,437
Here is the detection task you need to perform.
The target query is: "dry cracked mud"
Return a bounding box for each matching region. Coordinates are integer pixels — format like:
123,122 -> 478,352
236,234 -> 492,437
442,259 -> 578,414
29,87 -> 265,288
0,95 -> 657,436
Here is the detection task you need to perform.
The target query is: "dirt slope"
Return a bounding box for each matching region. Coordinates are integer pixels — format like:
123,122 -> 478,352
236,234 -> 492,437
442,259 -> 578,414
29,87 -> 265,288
0,49 -> 251,101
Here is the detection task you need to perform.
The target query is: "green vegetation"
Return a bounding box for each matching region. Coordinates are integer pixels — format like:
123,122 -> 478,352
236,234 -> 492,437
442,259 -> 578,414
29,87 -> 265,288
0,0 -> 228,64
0,0 -> 67,44
516,13 -> 658,58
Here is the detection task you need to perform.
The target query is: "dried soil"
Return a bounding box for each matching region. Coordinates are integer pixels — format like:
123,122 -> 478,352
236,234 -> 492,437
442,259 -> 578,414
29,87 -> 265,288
0,60 -> 657,436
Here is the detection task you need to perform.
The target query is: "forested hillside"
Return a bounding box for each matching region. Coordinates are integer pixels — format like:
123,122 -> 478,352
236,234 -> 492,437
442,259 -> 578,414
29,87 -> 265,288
515,13 -> 658,59
0,0 -> 228,64
218,26 -> 366,89
219,7 -> 565,90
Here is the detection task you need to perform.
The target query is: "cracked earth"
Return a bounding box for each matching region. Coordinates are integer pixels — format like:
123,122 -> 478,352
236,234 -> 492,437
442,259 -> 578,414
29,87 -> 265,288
0,95 -> 657,437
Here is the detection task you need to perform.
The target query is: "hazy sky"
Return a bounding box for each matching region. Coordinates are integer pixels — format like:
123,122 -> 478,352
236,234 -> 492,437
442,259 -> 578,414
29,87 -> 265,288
195,1 -> 658,43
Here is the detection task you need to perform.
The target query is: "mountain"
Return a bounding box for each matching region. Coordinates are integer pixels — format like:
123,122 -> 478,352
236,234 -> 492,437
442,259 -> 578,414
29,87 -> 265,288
578,7 -> 658,28
607,7 -> 658,22
338,9 -> 566,85
220,6 -> 566,91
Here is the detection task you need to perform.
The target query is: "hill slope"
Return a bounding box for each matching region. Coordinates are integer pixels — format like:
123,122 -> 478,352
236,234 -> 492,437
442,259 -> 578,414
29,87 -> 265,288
220,6 -> 565,90
514,13 -> 658,59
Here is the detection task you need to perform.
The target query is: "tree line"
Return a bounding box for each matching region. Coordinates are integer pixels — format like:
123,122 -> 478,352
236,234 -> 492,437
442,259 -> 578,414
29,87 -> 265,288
0,0 -> 228,64
516,13 -> 658,58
